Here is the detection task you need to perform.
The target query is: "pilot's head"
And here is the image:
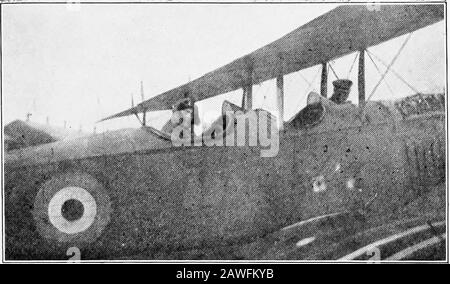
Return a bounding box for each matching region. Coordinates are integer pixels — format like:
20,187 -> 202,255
330,79 -> 353,104
172,97 -> 200,126
174,98 -> 192,112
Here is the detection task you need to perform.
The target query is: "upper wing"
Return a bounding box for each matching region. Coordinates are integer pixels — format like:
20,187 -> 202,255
102,4 -> 444,120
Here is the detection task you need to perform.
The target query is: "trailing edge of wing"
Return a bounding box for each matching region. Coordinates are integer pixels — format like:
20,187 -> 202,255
101,4 -> 444,121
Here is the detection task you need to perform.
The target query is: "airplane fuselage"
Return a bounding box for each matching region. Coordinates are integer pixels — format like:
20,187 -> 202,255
4,94 -> 445,260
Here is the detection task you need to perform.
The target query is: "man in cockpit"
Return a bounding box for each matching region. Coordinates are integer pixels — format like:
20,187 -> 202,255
329,79 -> 353,104
289,79 -> 353,129
161,92 -> 200,137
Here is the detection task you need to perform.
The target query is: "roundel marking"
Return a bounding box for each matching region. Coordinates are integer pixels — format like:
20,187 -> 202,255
47,186 -> 97,235
33,172 -> 111,245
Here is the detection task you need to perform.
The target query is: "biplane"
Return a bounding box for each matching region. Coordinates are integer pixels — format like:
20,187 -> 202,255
4,4 -> 446,260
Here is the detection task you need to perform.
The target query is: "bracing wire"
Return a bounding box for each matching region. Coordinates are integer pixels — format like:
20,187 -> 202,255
366,33 -> 412,102
366,49 -> 420,95
347,52 -> 359,78
328,62 -> 339,80
291,67 -> 322,113
298,71 -> 313,85
366,51 -> 396,98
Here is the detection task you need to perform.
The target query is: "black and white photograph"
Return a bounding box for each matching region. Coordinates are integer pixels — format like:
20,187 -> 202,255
0,0 -> 447,266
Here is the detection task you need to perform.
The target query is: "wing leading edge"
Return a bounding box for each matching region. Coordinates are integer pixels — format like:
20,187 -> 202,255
102,4 -> 444,121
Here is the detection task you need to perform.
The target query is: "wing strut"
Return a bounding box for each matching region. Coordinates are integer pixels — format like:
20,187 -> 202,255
140,81 -> 147,126
243,62 -> 253,110
320,62 -> 328,98
358,50 -> 366,106
275,55 -> 285,130
276,75 -> 284,130
243,85 -> 253,110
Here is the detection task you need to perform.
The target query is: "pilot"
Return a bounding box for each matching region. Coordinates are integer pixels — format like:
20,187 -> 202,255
161,92 -> 200,136
330,79 -> 353,104
292,92 -> 325,128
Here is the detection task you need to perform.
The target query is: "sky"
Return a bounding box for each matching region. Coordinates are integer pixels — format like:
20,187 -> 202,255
2,3 -> 446,134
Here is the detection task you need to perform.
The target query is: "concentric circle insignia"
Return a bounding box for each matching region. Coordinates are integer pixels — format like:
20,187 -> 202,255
33,172 -> 111,245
